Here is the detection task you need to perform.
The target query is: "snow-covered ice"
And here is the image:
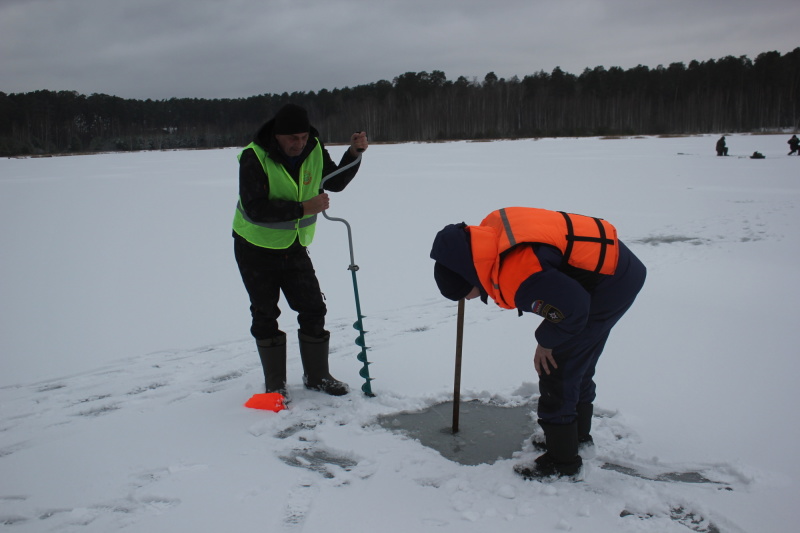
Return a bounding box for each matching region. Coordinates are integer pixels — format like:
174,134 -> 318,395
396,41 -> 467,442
2,133 -> 799,532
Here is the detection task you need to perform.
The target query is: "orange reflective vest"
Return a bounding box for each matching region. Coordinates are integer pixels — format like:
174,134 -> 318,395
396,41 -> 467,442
467,207 -> 619,309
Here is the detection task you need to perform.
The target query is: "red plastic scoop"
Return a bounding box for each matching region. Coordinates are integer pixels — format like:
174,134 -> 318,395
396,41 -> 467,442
244,393 -> 286,412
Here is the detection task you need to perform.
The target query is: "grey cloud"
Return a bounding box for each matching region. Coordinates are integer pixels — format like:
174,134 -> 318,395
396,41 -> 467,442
1,0 -> 798,100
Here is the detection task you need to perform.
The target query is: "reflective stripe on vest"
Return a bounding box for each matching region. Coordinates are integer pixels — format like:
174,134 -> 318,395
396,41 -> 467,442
235,200 -> 318,230
469,207 -> 619,309
232,141 -> 323,249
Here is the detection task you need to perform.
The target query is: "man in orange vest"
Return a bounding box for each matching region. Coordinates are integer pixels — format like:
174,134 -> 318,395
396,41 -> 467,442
430,207 -> 646,480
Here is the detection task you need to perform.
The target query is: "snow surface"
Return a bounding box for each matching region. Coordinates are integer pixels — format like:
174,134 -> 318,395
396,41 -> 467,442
1,134 -> 799,532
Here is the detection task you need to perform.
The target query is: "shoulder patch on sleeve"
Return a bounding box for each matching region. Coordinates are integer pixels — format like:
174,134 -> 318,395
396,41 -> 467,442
531,300 -> 564,323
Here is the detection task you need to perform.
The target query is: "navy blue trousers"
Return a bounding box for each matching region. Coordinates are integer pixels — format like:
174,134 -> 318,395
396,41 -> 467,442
537,241 -> 646,424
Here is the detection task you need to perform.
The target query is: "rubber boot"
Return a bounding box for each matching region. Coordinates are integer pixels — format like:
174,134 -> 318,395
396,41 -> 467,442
516,421 -> 582,480
298,331 -> 349,396
256,332 -> 287,396
532,403 -> 595,456
576,402 -> 595,457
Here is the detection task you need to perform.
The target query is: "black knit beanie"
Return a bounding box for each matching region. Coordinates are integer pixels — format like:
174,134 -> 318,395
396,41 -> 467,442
273,104 -> 310,135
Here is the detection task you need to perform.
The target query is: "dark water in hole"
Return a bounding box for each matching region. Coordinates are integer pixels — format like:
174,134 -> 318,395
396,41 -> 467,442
377,400 -> 537,466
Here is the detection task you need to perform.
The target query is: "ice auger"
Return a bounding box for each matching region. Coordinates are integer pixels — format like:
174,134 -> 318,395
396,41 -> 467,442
320,154 -> 375,396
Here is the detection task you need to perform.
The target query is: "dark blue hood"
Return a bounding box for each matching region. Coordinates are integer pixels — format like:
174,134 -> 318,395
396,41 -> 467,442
430,223 -> 485,301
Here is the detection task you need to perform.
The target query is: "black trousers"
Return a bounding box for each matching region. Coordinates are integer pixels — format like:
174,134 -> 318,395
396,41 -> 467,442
234,237 -> 327,340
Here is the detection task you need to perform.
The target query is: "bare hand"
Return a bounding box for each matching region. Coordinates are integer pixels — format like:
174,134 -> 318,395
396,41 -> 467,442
303,193 -> 330,215
534,344 -> 557,376
350,131 -> 368,155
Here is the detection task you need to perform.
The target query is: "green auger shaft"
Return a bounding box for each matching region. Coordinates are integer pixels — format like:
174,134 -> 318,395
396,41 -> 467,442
350,267 -> 375,397
319,154 -> 374,396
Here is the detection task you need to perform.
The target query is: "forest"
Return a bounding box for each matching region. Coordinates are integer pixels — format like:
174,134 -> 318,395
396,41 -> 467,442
1,48 -> 798,156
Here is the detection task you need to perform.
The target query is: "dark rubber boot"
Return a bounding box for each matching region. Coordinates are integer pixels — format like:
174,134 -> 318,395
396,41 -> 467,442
298,331 -> 349,396
516,421 -> 582,480
532,403 -> 594,453
256,332 -> 287,396
576,402 -> 595,447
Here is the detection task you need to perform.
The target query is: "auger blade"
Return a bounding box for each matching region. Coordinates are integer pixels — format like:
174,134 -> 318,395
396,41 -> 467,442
361,381 -> 375,397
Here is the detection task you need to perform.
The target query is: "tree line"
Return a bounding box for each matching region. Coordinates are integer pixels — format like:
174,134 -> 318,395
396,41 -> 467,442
1,48 -> 798,157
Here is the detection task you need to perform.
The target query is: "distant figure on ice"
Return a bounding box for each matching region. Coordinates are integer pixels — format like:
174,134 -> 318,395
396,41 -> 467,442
750,151 -> 765,159
716,135 -> 729,156
788,135 -> 800,155
430,207 -> 646,480
233,103 -> 369,399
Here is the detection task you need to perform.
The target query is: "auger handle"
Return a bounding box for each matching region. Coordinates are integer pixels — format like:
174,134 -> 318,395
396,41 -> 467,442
319,153 -> 362,190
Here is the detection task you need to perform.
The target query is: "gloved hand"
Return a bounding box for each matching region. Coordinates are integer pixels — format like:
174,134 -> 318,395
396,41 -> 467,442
350,131 -> 368,155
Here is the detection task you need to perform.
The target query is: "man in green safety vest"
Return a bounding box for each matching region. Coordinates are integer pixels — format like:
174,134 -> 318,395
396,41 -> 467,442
233,103 -> 368,399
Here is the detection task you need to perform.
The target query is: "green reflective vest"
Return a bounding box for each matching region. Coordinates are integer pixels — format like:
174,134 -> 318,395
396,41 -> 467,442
233,141 -> 324,249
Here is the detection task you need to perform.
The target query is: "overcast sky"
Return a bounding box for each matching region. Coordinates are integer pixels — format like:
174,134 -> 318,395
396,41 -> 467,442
2,0 -> 798,101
